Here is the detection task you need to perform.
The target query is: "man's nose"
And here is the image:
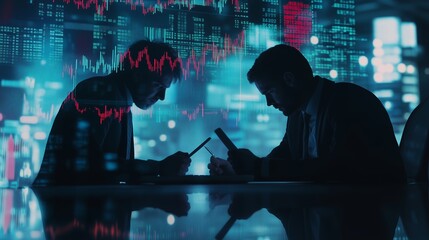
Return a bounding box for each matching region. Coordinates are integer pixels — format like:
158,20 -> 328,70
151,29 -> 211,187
266,95 -> 274,106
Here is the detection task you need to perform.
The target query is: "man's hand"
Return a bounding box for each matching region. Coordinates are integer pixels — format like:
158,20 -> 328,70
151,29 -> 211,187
228,148 -> 260,175
208,156 -> 236,176
159,151 -> 191,176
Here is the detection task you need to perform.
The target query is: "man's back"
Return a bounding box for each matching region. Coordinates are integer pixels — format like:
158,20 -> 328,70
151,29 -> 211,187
269,77 -> 405,183
33,75 -> 133,186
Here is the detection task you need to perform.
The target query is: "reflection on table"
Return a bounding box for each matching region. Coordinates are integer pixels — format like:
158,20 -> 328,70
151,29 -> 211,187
0,183 -> 428,239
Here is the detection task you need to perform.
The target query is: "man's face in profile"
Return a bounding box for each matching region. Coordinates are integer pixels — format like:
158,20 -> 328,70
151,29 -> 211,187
129,72 -> 173,109
255,73 -> 302,116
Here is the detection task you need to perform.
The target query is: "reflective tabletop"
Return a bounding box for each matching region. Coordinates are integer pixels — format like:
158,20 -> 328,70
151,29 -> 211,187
1,183 -> 428,239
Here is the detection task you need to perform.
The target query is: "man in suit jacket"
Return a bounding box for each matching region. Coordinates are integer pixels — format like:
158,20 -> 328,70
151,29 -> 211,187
208,44 -> 405,183
33,40 -> 191,186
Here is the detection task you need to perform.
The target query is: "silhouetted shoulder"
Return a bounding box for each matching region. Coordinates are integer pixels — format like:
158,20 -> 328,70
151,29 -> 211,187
315,78 -> 390,129
334,82 -> 376,98
332,81 -> 384,109
73,75 -> 132,107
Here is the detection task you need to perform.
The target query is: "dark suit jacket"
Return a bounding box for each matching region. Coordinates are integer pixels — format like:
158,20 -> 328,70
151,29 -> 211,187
265,77 -> 405,183
33,74 -> 136,186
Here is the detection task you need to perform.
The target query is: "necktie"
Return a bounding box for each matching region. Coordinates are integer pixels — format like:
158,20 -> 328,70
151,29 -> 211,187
302,112 -> 310,160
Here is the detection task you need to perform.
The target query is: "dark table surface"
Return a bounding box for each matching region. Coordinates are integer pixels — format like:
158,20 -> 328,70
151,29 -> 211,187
1,182 -> 428,239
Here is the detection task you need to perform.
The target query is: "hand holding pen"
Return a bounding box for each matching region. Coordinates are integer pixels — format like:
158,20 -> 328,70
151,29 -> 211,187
204,146 -> 215,158
160,137 -> 211,176
206,146 -> 236,176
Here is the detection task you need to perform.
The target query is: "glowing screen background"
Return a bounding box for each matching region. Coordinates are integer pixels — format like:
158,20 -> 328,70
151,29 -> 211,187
0,0 -> 418,184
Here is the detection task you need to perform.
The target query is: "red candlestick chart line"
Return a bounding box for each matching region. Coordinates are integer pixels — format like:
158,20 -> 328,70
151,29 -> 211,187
1,134 -> 31,164
62,31 -> 246,81
59,92 -> 233,124
180,102 -> 231,122
181,102 -> 205,120
55,0 -> 241,15
62,92 -> 131,124
43,218 -> 175,239
59,31 -> 245,124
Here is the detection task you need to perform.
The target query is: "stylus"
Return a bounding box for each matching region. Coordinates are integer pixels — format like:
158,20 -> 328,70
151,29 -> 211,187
189,137 -> 212,157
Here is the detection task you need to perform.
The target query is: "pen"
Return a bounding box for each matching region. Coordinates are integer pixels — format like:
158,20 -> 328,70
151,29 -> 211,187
204,146 -> 215,157
189,137 -> 212,157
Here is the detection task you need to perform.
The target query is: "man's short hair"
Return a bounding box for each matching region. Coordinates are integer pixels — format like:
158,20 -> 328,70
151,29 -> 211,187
247,44 -> 313,84
121,40 -> 182,83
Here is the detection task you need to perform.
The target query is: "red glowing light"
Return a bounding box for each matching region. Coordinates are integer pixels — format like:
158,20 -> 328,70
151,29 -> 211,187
1,190 -> 13,234
45,219 -> 127,239
283,2 -> 312,49
5,135 -> 15,180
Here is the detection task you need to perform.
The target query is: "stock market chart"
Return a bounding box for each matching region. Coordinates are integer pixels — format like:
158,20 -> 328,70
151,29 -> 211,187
1,0 -> 422,239
0,0 -> 371,186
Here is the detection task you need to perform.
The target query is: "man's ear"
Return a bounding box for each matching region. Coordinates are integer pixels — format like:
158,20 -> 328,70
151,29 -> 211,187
282,72 -> 296,87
